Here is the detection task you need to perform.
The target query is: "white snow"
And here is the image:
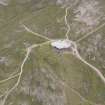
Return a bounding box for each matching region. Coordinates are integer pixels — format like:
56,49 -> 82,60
51,39 -> 72,49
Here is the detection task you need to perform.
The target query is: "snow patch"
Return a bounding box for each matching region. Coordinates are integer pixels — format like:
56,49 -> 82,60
51,39 -> 72,49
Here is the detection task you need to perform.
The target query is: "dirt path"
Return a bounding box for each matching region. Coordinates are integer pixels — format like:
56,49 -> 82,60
2,41 -> 51,105
1,4 -> 105,105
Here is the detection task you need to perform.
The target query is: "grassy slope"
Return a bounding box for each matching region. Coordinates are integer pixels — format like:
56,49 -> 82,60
3,43 -> 105,105
0,0 -> 105,105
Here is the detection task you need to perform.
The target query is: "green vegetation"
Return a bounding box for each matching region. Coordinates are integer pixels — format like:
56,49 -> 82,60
0,0 -> 105,105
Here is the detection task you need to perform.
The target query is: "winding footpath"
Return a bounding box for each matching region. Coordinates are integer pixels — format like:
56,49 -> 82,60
2,41 -> 51,105
64,5 -> 105,85
1,4 -> 105,105
65,6 -> 71,39
71,42 -> 105,84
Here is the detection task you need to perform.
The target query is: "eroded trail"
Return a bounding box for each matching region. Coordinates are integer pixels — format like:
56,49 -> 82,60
69,42 -> 105,84
77,54 -> 105,84
2,44 -> 31,105
64,5 -> 105,85
65,6 -> 71,40
2,41 -> 51,105
22,24 -> 51,41
76,22 -> 105,43
1,4 -> 105,105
